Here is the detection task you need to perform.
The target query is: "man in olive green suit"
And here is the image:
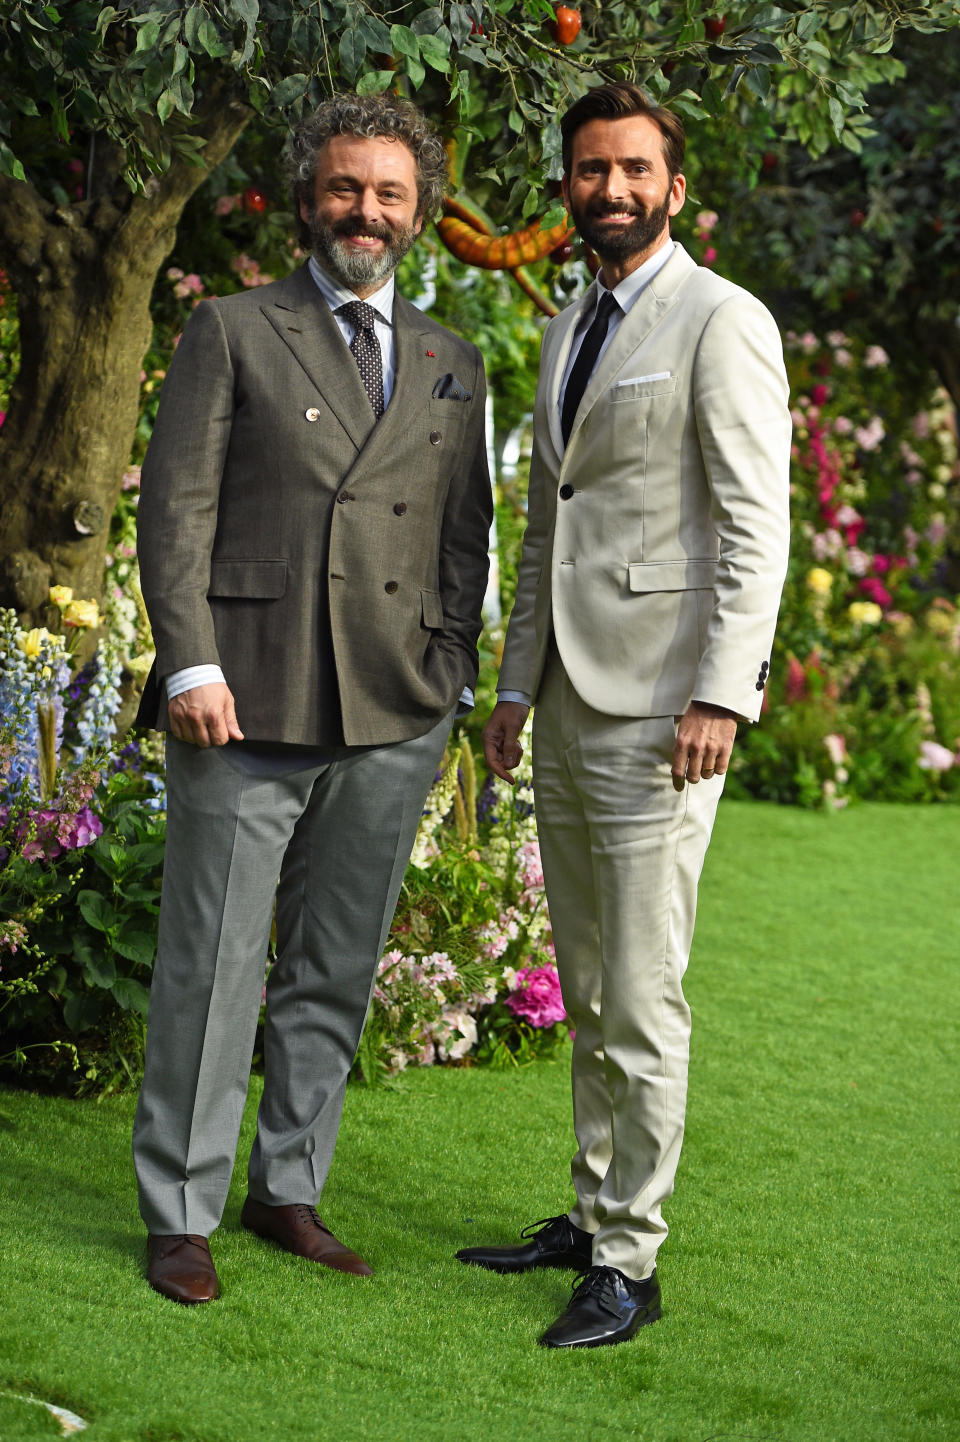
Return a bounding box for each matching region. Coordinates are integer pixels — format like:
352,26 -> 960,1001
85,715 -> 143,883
133,93 -> 491,1304
459,83 -> 791,1348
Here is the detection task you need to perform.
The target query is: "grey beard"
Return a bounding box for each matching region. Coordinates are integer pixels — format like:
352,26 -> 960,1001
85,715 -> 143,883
310,219 -> 416,288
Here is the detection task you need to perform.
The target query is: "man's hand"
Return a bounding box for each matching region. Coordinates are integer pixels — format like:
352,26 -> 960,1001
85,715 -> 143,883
168,682 -> 244,748
672,699 -> 737,791
482,700 -> 531,785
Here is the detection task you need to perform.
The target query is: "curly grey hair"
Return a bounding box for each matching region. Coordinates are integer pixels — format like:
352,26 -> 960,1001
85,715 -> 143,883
286,92 -> 448,242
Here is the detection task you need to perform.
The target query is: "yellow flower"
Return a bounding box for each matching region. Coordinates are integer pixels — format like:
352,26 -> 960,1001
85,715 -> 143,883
17,627 -> 50,658
49,584 -> 74,608
806,567 -> 833,595
62,598 -> 101,629
848,601 -> 882,627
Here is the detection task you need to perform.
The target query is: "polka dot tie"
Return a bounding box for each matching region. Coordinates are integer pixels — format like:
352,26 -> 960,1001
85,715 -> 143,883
338,300 -> 385,421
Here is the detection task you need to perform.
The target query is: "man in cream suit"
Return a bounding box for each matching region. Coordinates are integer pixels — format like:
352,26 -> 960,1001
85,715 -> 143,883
457,83 -> 790,1348
133,94 -> 491,1304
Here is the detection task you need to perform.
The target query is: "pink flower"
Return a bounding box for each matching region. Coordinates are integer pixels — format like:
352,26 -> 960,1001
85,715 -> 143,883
810,383 -> 830,406
854,417 -> 885,452
918,740 -> 954,772
832,416 -> 853,434
174,273 -> 204,299
833,348 -> 853,368
215,194 -> 241,216
785,655 -> 806,704
702,246 -> 717,266
858,577 -> 892,608
504,965 -> 566,1028
799,332 -> 819,354
864,345 -> 889,369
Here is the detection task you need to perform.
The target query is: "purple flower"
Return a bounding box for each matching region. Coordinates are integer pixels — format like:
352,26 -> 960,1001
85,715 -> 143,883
504,965 -> 567,1028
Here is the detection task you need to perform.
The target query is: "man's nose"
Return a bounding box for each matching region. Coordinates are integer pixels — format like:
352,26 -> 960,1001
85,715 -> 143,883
600,167 -> 628,202
352,187 -> 383,226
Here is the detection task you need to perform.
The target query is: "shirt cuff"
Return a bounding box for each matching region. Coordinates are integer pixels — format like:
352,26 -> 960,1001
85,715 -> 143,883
456,686 -> 474,718
498,690 -> 532,706
165,664 -> 226,701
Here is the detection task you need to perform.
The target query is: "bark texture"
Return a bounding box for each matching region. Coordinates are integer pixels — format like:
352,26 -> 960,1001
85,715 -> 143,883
0,95 -> 250,625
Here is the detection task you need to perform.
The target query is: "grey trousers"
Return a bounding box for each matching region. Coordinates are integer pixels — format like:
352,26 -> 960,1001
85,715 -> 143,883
133,712 -> 452,1236
532,651 -> 722,1281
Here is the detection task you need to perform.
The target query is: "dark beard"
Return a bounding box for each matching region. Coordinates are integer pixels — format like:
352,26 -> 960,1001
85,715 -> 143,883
571,194 -> 672,262
309,213 -> 417,288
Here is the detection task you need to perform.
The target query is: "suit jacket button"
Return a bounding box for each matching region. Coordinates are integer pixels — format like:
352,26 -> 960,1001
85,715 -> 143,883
559,483 -> 574,500
384,580 -> 398,594
394,502 -> 407,516
756,681 -> 765,691
305,408 -> 320,422
429,430 -> 442,446
336,491 -> 354,504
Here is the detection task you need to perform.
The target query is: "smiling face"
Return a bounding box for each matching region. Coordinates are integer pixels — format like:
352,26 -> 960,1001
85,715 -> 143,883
562,115 -> 686,286
299,133 -> 424,297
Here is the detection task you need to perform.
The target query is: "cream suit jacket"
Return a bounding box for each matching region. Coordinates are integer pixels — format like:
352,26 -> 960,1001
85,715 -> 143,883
498,244 -> 791,722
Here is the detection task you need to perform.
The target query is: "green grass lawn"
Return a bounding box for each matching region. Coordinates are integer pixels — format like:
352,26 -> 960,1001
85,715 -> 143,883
2,801 -> 958,1442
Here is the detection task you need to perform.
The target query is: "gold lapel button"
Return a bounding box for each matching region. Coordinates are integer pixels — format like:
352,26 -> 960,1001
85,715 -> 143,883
305,407 -> 320,422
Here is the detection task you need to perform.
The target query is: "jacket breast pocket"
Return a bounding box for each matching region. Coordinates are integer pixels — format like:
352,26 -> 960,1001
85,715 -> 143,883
610,374 -> 679,403
208,559 -> 288,599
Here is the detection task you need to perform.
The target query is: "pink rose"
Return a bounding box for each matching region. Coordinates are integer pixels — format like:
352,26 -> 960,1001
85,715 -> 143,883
504,965 -> 566,1028
858,577 -> 892,608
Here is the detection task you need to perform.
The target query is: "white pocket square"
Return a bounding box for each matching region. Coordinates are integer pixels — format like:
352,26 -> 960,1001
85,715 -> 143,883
617,371 -> 672,386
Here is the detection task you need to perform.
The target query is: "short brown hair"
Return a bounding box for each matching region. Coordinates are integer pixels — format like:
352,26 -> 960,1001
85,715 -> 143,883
286,92 -> 448,244
560,83 -> 685,178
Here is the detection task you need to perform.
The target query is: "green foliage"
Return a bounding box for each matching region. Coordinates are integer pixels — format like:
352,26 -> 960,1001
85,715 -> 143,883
1,767 -> 164,1092
3,1 -> 959,213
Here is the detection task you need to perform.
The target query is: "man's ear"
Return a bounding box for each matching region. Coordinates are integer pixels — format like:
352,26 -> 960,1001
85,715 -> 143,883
298,195 -> 312,227
414,213 -> 425,237
561,173 -> 571,210
668,172 -> 686,219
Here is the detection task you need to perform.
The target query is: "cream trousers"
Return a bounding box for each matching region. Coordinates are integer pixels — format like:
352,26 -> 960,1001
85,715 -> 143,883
532,649 -> 723,1280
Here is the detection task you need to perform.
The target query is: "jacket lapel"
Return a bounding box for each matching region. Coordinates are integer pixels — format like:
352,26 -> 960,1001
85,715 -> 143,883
260,266 -> 375,454
343,294 -> 437,473
566,244 -> 697,449
545,290 -> 594,460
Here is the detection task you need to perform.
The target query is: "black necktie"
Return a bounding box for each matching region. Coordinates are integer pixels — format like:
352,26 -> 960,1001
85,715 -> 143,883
560,290 -> 619,446
338,300 -> 385,420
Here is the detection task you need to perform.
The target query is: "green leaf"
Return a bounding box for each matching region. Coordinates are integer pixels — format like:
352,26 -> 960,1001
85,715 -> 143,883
418,32 -> 451,72
113,929 -> 157,967
829,96 -> 845,139
183,3 -> 202,48
540,203 -> 567,229
82,951 -> 117,989
111,977 -> 151,1016
356,69 -> 395,95
157,87 -> 176,125
271,72 -> 309,107
797,11 -> 824,41
390,24 -> 420,60
744,65 -> 770,99
96,6 -> 118,35
339,25 -> 366,82
701,78 -> 725,115
403,53 -> 426,89
64,992 -> 102,1033
197,15 -> 228,58
77,890 -> 119,935
135,18 -> 160,52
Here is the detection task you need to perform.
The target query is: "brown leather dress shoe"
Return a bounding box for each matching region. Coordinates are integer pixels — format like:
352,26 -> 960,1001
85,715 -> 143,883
146,1234 -> 220,1304
240,1197 -> 372,1276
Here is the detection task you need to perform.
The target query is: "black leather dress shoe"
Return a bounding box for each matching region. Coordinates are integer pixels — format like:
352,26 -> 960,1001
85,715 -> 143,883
538,1265 -> 661,1348
455,1215 -> 593,1273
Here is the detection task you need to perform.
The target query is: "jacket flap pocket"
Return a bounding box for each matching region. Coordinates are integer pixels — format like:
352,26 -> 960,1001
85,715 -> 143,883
611,375 -> 678,402
208,559 -> 288,599
420,588 -> 444,629
628,559 -> 717,593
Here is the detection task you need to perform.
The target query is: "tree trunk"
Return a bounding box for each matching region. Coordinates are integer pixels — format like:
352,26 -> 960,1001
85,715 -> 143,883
0,96 -> 250,626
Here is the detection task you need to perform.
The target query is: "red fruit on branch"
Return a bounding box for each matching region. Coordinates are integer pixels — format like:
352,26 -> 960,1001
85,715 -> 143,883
931,217 -> 944,234
760,151 -> 778,174
242,187 -> 268,214
848,209 -> 866,228
550,241 -> 574,263
470,19 -> 484,35
703,15 -> 726,38
550,6 -> 582,44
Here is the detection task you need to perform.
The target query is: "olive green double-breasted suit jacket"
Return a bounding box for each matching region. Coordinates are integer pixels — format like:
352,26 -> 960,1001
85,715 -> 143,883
136,265 -> 492,746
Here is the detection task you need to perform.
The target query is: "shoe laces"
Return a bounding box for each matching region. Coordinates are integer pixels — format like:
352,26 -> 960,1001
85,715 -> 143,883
520,1215 -> 571,1243
568,1266 -> 625,1317
293,1205 -> 325,1229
